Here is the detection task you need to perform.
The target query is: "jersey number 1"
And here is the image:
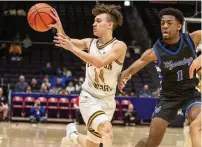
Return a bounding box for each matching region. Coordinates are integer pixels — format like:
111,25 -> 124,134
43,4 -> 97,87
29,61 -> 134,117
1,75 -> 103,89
177,70 -> 183,81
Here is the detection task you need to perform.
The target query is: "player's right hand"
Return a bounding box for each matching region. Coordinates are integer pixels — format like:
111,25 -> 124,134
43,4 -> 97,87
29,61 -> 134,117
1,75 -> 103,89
48,8 -> 62,30
118,73 -> 131,92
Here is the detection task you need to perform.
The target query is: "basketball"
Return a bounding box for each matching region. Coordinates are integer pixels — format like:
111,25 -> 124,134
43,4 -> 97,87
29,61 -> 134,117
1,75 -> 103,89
27,3 -> 56,32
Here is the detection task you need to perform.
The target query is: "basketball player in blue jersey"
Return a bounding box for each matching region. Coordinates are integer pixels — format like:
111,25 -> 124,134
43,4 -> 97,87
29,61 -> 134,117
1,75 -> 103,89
49,3 -> 127,147
118,8 -> 201,147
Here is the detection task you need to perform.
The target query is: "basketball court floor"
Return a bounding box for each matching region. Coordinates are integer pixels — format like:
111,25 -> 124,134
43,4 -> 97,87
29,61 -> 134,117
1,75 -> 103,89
0,122 -> 185,147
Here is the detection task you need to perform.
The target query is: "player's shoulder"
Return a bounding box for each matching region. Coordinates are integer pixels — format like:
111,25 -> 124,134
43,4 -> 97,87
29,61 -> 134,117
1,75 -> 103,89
83,38 -> 95,43
83,38 -> 95,49
112,40 -> 127,50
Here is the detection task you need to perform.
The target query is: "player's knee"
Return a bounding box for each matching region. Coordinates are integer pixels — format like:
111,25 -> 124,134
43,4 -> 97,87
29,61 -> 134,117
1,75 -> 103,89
188,105 -> 201,122
135,138 -> 147,147
189,119 -> 201,135
97,121 -> 113,139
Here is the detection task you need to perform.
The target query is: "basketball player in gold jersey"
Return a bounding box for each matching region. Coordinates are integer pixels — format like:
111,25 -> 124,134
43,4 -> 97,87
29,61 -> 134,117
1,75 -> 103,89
49,3 -> 127,147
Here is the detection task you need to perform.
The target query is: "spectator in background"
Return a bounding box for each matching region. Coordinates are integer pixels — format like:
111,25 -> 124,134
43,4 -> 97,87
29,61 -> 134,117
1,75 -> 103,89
9,43 -> 22,56
152,88 -> 160,98
16,9 -> 26,16
56,68 -> 63,77
22,34 -> 32,49
29,100 -> 47,123
63,68 -> 72,77
30,78 -> 40,92
40,85 -> 48,93
26,86 -> 32,93
139,84 -> 152,98
49,86 -> 59,94
124,104 -> 137,126
9,33 -> 22,62
74,77 -> 84,93
9,9 -> 16,16
129,89 -> 137,97
66,81 -> 75,94
41,76 -> 51,90
58,85 -> 69,95
74,82 -> 81,94
118,90 -> 128,97
0,88 -> 8,121
15,75 -> 28,92
54,77 -> 65,89
42,62 -> 55,76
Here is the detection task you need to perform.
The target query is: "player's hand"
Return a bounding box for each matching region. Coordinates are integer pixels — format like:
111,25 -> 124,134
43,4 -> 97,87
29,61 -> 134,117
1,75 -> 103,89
48,8 -> 62,30
189,55 -> 201,79
118,73 -> 131,92
53,33 -> 74,50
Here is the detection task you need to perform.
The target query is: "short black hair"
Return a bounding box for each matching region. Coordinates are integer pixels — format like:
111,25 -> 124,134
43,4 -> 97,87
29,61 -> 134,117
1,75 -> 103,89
159,7 -> 184,25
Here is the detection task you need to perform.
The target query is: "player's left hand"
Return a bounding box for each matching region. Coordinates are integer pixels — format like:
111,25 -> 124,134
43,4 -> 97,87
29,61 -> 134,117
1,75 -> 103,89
53,33 -> 74,50
189,55 -> 201,79
118,73 -> 131,92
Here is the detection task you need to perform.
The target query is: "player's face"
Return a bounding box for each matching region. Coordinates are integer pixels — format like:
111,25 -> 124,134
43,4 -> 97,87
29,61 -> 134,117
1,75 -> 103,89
161,15 -> 182,40
93,13 -> 113,37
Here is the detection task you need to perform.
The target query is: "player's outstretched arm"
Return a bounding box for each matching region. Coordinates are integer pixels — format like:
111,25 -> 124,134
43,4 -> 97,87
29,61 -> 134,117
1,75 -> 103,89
53,33 -> 127,68
189,30 -> 202,48
49,8 -> 91,50
118,48 -> 157,91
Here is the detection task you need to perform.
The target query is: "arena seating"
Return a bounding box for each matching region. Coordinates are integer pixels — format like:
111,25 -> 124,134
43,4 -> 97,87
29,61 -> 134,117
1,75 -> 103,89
47,97 -> 58,118
11,92 -> 158,123
58,98 -> 69,119
12,96 -> 23,116
24,96 -> 35,116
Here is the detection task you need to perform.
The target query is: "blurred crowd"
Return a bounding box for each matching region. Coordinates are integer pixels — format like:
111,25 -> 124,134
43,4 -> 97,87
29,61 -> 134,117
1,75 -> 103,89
14,62 -> 84,95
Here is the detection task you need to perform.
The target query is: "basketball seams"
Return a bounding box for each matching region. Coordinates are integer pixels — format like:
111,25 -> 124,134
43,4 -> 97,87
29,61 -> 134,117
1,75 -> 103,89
34,5 -> 49,30
34,11 -> 38,31
28,7 -> 52,21
35,13 -> 52,31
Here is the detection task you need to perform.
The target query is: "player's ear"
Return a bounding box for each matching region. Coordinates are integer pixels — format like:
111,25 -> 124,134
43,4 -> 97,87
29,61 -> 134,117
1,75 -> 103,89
178,23 -> 182,31
108,21 -> 113,29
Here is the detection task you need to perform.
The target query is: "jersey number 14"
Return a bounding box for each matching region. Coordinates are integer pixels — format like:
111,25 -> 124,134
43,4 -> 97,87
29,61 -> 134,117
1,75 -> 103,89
94,69 -> 105,84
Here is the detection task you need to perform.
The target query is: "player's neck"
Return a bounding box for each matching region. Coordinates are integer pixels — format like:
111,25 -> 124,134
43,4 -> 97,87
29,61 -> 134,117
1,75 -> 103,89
98,32 -> 113,45
163,33 -> 180,45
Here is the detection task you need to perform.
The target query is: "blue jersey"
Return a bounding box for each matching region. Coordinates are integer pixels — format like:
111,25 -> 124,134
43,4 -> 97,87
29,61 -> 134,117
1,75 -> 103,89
153,33 -> 199,93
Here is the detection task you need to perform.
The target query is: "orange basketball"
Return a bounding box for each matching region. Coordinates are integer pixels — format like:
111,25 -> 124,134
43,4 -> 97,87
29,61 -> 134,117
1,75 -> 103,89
27,3 -> 56,32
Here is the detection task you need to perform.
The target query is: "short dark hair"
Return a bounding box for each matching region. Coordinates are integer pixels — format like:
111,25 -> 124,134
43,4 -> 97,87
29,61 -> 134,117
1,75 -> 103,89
159,7 -> 184,25
92,3 -> 123,30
